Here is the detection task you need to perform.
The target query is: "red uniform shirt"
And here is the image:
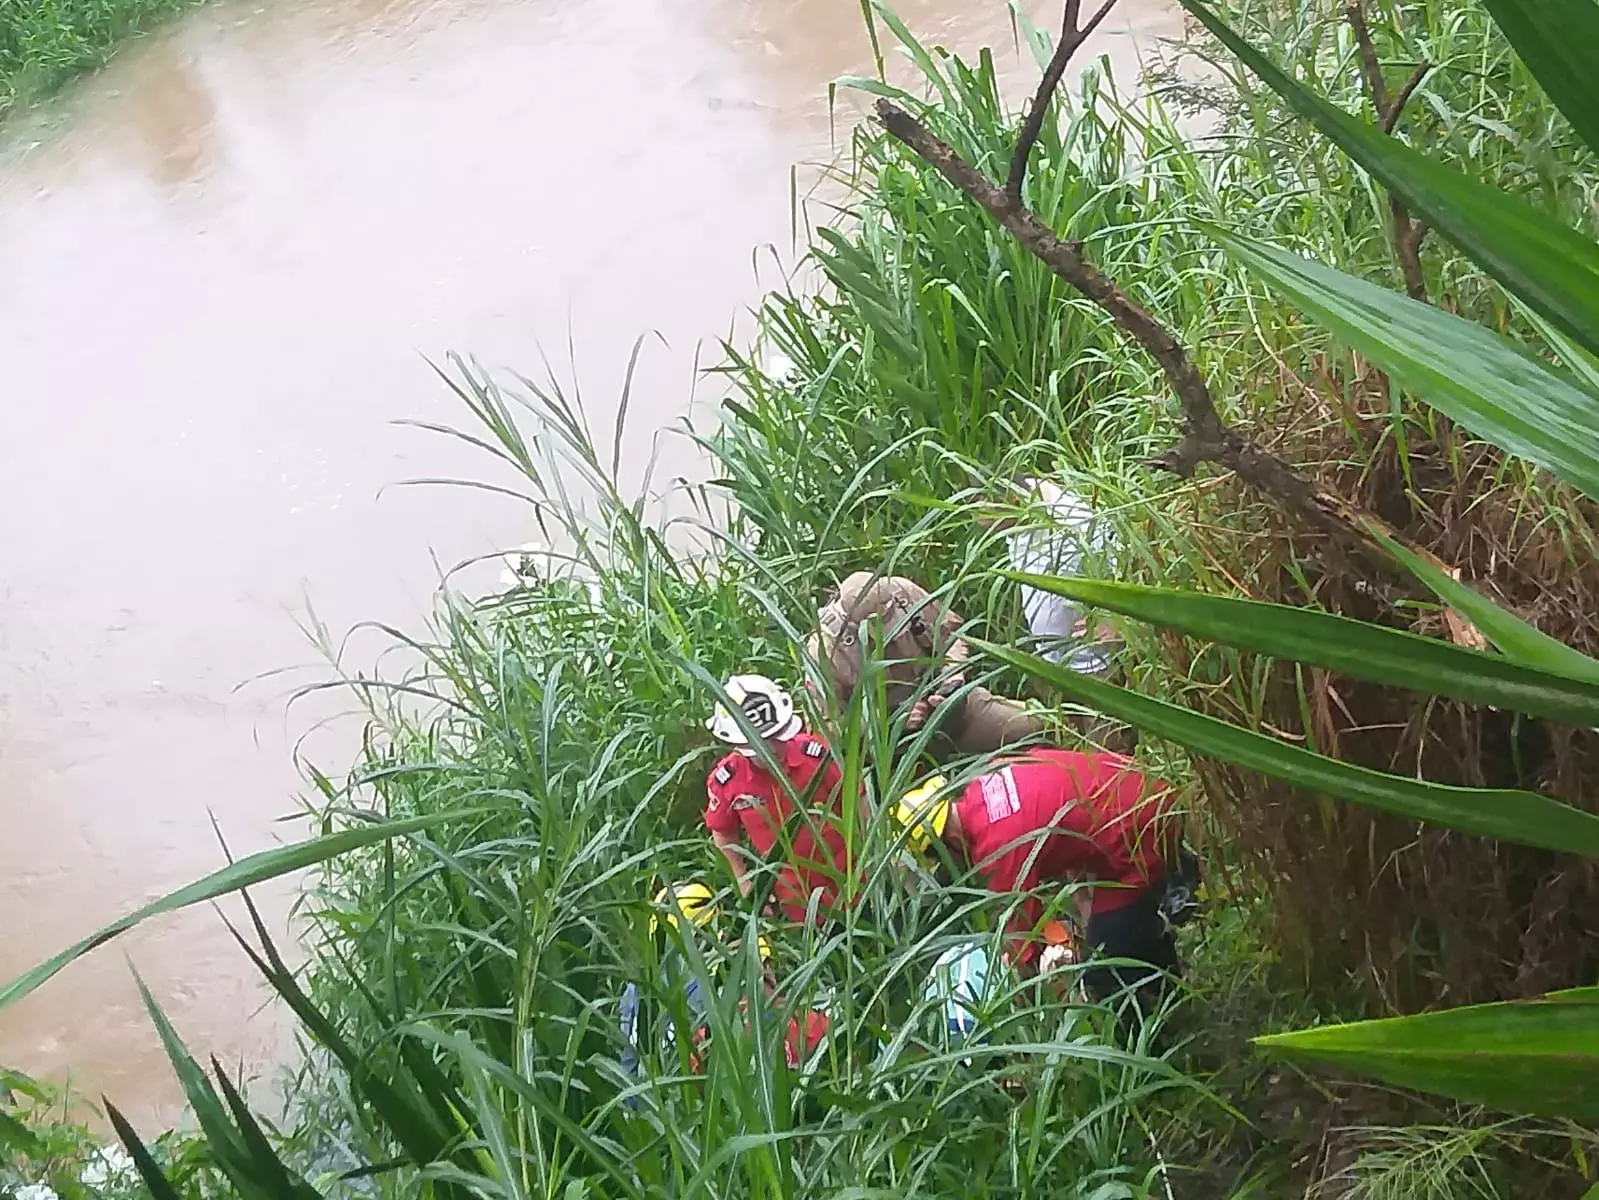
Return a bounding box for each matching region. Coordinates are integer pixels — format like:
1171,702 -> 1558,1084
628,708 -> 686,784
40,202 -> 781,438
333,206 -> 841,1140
955,748 -> 1174,957
704,733 -> 853,923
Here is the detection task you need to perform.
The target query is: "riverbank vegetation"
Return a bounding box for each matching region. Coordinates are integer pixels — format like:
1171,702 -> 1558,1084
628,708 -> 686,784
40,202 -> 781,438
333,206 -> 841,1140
6,0 -> 1599,1195
0,0 -> 199,121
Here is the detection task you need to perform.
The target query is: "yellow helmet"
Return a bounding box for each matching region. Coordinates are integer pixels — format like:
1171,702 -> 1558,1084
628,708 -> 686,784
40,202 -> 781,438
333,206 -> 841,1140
651,882 -> 718,936
894,775 -> 952,855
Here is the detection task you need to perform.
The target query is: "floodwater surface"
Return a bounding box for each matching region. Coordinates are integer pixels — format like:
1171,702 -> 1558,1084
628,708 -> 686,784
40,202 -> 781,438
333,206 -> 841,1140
0,0 -> 1181,1123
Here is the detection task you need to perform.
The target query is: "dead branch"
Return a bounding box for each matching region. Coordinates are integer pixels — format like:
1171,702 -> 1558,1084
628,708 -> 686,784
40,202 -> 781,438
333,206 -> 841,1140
870,6 -> 1493,645
1394,211 -> 1431,300
1345,0 -> 1432,302
1005,0 -> 1121,205
878,98 -> 1350,539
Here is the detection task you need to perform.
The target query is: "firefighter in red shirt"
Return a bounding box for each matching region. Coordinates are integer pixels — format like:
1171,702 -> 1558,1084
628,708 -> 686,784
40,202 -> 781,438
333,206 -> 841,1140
703,674 -> 860,924
895,748 -> 1197,1013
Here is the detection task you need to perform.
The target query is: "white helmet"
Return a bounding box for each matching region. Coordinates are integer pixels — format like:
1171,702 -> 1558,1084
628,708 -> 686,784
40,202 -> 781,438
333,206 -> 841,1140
707,674 -> 801,745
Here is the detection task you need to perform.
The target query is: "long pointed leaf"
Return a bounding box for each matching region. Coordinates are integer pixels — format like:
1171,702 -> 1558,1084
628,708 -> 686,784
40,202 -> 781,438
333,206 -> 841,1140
1206,228 -> 1599,500
104,1100 -> 186,1200
407,1025 -> 648,1200
1367,526 -> 1599,687
1256,995 -> 1599,1119
1007,572 -> 1599,726
0,809 -> 484,1012
133,975 -> 260,1193
1479,0 -> 1599,158
211,1057 -> 322,1198
224,920 -> 458,1172
1182,0 -> 1599,359
980,643 -> 1599,857
244,885 -> 474,1164
454,1039 -> 529,1200
0,1107 -> 43,1157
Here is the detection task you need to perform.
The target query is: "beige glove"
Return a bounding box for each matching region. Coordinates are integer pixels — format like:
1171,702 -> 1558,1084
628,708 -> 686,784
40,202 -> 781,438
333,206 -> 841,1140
1039,942 -> 1077,974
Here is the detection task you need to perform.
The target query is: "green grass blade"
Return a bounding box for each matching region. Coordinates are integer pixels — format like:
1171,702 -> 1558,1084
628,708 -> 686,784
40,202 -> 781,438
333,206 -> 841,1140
408,1025 -> 647,1200
211,1057 -> 322,1198
133,974 -> 261,1193
833,74 -> 922,104
452,1037 -> 529,1200
1368,527 -> 1599,687
0,1110 -> 43,1164
1255,994 -> 1599,1119
224,919 -> 460,1172
0,809 -> 484,1012
1204,228 -> 1599,501
1007,572 -> 1599,726
1181,0 -> 1599,360
1479,0 -> 1599,157
980,642 -> 1599,856
104,1100 -> 186,1200
866,0 -> 953,110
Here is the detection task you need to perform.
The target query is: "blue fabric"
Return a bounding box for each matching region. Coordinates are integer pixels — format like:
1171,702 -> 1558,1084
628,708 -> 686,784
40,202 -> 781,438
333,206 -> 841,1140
619,974 -> 712,1083
924,943 -> 992,1041
618,982 -> 642,1078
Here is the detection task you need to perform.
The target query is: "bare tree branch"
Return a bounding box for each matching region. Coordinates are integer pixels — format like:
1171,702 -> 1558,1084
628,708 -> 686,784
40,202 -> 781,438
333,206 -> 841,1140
1344,0 -> 1390,114
869,7 -> 1485,643
1004,0 -> 1121,205
1382,61 -> 1430,135
1345,0 -> 1431,302
879,98 -> 1358,538
1390,198 -> 1429,302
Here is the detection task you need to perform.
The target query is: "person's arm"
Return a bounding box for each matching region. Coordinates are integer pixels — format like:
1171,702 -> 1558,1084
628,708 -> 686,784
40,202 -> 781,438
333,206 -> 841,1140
705,770 -> 754,896
1003,894 -> 1046,974
712,828 -> 752,896
924,602 -> 971,720
979,839 -> 1046,972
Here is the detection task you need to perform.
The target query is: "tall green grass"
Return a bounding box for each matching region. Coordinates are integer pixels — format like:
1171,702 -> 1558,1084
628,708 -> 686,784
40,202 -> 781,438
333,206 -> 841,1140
0,0 -> 201,121
241,362 -> 1204,1198
261,4 -> 1597,1188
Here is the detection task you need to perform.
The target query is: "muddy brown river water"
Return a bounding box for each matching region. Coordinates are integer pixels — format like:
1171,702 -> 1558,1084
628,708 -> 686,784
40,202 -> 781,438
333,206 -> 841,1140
0,0 -> 1180,1125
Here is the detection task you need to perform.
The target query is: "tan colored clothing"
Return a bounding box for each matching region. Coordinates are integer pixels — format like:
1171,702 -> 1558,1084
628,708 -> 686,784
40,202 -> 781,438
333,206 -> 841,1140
810,571 -> 1045,757
937,685 -> 1045,756
814,572 -> 962,710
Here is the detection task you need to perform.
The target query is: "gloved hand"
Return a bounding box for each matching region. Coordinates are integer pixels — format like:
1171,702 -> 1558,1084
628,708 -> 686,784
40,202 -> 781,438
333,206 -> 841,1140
1039,942 -> 1077,974
906,697 -> 933,730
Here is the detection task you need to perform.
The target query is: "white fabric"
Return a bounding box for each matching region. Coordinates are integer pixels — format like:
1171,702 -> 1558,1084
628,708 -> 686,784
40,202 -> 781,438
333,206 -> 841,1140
978,766 -> 1022,824
1006,478 -> 1112,672
923,941 -> 993,1038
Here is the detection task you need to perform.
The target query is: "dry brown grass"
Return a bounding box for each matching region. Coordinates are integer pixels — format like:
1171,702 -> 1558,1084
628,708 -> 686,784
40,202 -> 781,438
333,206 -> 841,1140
1171,350 -> 1599,1013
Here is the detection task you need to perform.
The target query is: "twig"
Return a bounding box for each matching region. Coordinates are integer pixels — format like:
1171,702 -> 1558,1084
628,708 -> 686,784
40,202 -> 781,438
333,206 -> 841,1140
1004,0 -> 1121,205
1345,0 -> 1431,302
1382,62 -> 1429,135
1393,208 -> 1429,301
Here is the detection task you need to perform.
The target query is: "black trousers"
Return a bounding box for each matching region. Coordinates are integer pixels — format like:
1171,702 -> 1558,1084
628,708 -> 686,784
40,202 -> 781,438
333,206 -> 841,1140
1082,880 -> 1180,1027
